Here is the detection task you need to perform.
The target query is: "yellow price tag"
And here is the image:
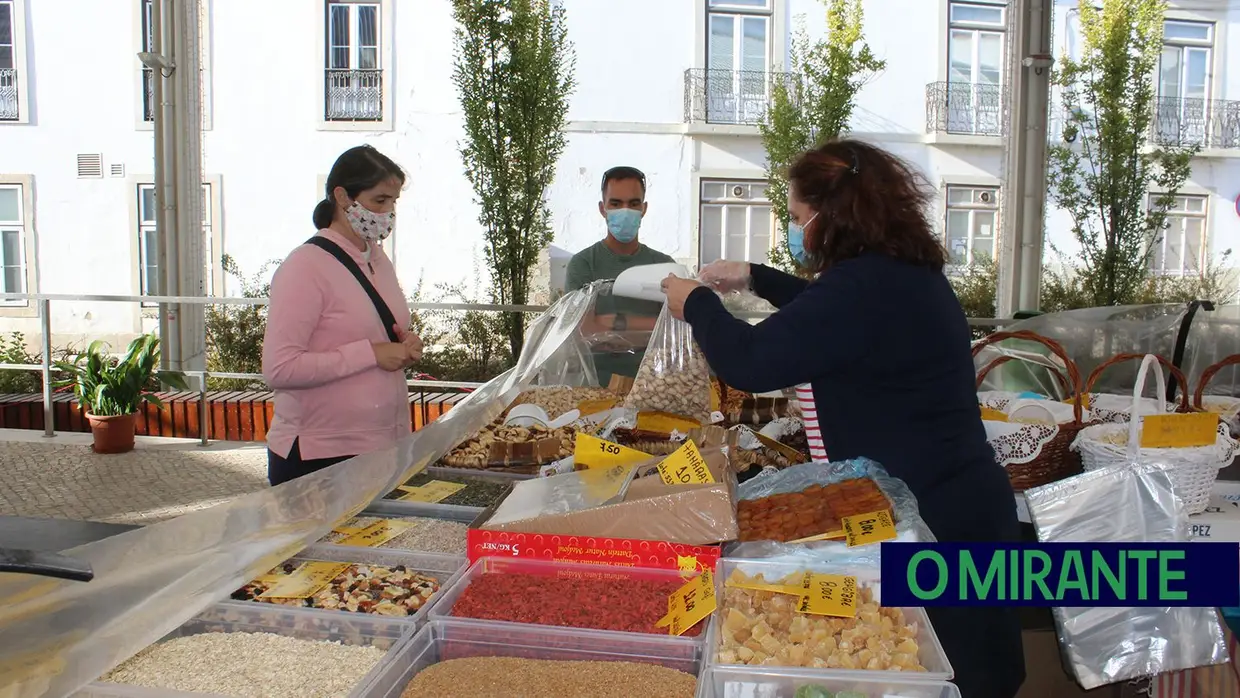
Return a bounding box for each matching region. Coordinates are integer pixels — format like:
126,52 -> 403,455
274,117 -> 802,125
397,480 -> 467,503
578,397 -> 618,416
1141,412 -> 1219,448
979,407 -> 1008,422
842,509 -> 897,548
1063,395 -> 1091,410
796,572 -> 858,618
579,462 -> 636,502
657,569 -> 716,635
258,562 -> 349,599
657,440 -> 715,486
724,570 -> 794,595
335,519 -> 417,548
574,433 -> 653,470
786,528 -> 846,544
636,411 -> 702,437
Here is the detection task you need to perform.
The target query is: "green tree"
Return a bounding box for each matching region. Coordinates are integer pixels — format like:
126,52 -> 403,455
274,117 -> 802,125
205,255 -> 277,390
1046,0 -> 1198,307
451,0 -> 576,359
760,0 -> 884,274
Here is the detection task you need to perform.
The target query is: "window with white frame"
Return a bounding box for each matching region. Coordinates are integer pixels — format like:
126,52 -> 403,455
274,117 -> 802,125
944,186 -> 999,266
945,1 -> 1005,135
325,1 -> 382,122
0,0 -> 20,121
137,183 -> 215,306
1154,20 -> 1213,146
699,180 -> 772,266
0,183 -> 27,303
1150,194 -> 1207,276
704,0 -> 771,125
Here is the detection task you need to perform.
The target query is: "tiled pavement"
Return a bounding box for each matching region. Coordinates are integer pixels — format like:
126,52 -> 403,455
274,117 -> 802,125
0,429 -> 269,525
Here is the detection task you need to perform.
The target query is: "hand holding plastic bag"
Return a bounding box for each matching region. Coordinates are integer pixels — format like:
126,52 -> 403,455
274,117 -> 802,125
698,260 -> 752,293
623,302 -> 713,423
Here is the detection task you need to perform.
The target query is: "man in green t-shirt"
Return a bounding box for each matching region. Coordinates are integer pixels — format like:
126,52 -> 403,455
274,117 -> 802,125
565,165 -> 674,385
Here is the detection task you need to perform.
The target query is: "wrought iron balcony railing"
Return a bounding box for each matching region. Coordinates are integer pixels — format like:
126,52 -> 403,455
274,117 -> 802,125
1150,96 -> 1240,150
925,81 -> 1005,137
0,69 -> 18,121
683,68 -> 793,126
325,69 -> 383,122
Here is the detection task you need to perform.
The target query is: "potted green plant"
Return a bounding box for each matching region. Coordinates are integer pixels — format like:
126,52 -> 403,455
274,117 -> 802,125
54,334 -> 188,454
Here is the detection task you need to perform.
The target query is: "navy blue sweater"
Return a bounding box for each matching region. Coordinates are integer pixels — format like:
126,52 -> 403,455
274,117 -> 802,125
683,255 -> 1019,543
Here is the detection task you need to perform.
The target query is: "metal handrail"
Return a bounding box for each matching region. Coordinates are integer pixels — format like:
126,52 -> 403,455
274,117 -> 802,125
0,292 -> 1003,447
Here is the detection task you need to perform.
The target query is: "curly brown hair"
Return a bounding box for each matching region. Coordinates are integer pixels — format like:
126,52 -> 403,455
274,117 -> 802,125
788,139 -> 947,274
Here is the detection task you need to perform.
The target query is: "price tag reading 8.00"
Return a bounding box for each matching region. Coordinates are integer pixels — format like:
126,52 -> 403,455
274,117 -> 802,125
841,509 -> 897,548
797,573 -> 858,618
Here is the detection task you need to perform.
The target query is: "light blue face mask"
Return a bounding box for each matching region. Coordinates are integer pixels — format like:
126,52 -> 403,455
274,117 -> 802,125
606,208 -> 642,243
786,213 -> 818,267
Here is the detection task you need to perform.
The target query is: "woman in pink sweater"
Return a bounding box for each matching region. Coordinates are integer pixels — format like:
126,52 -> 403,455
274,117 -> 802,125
262,145 -> 421,486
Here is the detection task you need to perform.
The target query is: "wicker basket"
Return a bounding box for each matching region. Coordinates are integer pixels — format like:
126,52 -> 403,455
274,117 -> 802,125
972,330 -> 1088,491
1083,353 -> 1190,424
1073,354 -> 1236,514
1193,354 -> 1240,439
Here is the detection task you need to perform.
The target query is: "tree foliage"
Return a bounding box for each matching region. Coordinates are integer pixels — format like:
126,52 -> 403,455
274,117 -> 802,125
1046,0 -> 1198,307
451,0 -> 576,359
205,254 -> 277,390
760,0 -> 884,274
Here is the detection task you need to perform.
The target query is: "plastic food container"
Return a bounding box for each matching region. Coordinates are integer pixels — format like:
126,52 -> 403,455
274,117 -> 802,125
381,619 -> 703,698
368,467 -> 523,520
707,558 -> 953,683
74,603 -> 416,698
428,557 -> 711,643
697,666 -> 961,698
227,545 -> 466,626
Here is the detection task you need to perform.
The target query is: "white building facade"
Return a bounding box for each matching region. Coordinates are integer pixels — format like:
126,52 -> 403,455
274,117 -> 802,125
0,0 -> 1238,347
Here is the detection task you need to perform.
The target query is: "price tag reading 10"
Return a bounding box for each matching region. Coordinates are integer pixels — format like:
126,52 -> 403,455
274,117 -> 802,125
574,433 -> 652,470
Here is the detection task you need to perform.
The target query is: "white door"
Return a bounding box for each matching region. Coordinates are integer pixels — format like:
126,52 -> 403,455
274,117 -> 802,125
706,13 -> 768,124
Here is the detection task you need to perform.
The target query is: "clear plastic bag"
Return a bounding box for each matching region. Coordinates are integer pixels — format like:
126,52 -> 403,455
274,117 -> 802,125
1025,462 -> 1229,689
727,458 -> 936,562
622,302 -> 712,422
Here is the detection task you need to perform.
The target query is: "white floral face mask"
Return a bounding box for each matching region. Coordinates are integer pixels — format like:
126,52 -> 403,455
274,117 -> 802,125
345,201 -> 395,242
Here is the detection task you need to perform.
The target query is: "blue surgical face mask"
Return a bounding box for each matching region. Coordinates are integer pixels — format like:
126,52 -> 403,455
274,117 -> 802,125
786,213 -> 818,267
606,208 -> 642,243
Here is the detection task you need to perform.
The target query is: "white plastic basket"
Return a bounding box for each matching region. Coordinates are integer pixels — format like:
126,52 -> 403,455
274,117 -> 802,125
1072,355 -> 1237,514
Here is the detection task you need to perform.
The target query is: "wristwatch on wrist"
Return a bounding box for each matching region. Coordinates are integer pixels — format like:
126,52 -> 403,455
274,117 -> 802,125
612,313 -> 627,332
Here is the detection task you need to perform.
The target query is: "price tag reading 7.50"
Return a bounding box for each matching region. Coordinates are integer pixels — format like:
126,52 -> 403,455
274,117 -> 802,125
574,433 -> 653,470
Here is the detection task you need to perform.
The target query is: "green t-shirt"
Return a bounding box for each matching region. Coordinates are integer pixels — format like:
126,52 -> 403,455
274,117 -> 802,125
565,240 -> 675,316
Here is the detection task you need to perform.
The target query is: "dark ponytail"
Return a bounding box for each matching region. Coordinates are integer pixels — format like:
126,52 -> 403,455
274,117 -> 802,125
312,145 -> 406,230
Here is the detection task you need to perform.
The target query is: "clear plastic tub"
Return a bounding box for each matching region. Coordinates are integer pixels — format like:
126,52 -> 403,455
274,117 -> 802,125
73,603 -> 415,698
707,557 -> 953,682
368,467 -> 520,519
428,556 -> 710,643
379,619 -> 703,698
316,509 -> 474,556
696,666 -> 961,698
226,545 -> 466,626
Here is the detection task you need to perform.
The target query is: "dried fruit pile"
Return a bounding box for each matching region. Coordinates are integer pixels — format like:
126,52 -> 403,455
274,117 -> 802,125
400,657 -> 698,698
439,420 -> 575,471
718,571 -> 925,672
232,562 -> 441,617
382,472 -> 510,507
737,478 -> 892,542
448,571 -> 704,636
509,385 -> 620,419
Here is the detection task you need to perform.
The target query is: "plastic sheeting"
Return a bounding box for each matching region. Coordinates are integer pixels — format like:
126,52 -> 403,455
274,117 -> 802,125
980,303 -> 1240,401
0,282 -> 608,698
725,459 -> 935,561
1025,462 -> 1229,689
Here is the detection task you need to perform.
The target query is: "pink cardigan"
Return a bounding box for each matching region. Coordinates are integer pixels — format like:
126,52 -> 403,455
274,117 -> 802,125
262,228 -> 412,460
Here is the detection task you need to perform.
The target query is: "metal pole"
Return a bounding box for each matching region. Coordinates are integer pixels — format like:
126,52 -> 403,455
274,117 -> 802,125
39,299 -> 52,438
157,0 -> 182,372
198,371 -> 208,447
151,0 -> 171,372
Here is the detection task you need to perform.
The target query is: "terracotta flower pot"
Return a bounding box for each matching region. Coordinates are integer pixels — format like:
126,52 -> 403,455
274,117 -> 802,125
86,413 -> 137,454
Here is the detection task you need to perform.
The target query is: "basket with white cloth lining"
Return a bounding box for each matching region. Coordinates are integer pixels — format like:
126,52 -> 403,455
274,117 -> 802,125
1082,353 -> 1189,424
1072,354 -> 1237,514
1193,354 -> 1240,439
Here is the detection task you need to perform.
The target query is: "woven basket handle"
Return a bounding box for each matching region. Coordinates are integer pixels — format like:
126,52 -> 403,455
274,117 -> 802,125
973,330 -> 1084,425
1192,354 -> 1240,409
975,355 -> 1073,397
1125,355 -> 1168,461
1084,353 -> 1191,412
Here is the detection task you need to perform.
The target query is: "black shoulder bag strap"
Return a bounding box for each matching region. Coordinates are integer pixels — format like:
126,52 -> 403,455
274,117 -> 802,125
304,236 -> 401,343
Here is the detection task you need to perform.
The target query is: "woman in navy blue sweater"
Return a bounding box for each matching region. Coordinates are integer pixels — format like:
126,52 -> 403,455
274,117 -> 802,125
662,140 -> 1025,698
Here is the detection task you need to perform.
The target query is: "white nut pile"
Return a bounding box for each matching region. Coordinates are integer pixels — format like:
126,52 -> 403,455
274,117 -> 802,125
510,385 -> 619,420
624,340 -> 712,422
101,632 -> 387,697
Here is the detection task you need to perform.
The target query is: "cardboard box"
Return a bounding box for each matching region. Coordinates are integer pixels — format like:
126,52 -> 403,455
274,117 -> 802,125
465,529 -> 722,572
473,446 -> 738,546
1190,482 -> 1240,542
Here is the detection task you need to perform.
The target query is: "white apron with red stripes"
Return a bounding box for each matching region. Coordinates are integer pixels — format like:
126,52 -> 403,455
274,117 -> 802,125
796,383 -> 828,461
